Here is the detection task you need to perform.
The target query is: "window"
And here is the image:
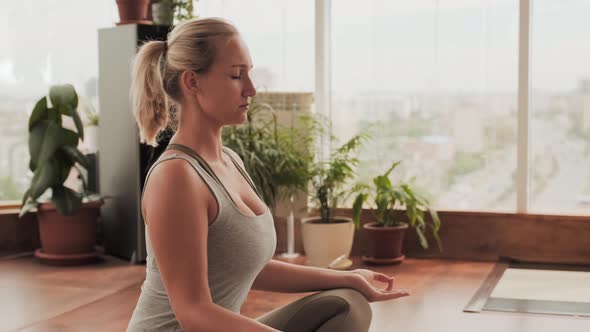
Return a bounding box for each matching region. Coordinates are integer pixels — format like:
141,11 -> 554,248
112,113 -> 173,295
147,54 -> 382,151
0,1 -> 116,203
331,0 -> 519,211
529,0 -> 590,215
199,0 -> 314,92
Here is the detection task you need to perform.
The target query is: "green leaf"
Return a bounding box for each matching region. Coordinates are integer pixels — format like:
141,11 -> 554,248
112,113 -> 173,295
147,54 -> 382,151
407,203 -> 417,226
29,159 -> 36,172
56,155 -> 74,184
430,224 -> 443,252
61,145 -> 89,169
49,84 -> 78,110
28,120 -> 49,170
52,186 -> 82,216
28,161 -> 58,200
47,107 -> 62,124
61,127 -> 79,146
21,188 -> 31,207
71,106 -> 84,140
19,199 -> 39,218
352,193 -> 367,230
429,209 -> 441,232
57,105 -> 73,116
28,97 -> 48,131
415,225 -> 428,249
383,160 -> 401,177
36,122 -> 63,167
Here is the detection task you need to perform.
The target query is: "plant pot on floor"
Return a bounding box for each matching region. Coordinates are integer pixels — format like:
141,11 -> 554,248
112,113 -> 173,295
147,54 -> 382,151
35,200 -> 104,265
362,222 -> 408,265
301,216 -> 354,268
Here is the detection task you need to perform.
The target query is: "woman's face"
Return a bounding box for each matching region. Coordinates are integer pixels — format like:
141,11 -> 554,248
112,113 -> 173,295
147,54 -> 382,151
195,35 -> 256,126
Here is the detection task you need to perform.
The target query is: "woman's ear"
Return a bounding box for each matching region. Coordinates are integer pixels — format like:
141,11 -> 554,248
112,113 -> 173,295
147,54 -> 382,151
180,70 -> 199,94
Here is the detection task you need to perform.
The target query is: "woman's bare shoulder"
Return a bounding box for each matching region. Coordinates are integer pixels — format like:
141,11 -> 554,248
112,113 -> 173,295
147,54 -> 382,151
141,156 -> 214,222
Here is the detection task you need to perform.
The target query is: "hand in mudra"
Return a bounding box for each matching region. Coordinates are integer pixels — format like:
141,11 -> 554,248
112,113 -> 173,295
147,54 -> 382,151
350,269 -> 410,303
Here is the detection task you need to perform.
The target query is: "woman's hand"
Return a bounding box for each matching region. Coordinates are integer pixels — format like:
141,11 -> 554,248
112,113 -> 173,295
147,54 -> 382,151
347,269 -> 410,303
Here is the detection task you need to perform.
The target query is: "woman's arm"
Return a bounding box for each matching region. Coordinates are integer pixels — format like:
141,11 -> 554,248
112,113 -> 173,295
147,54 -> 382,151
251,259 -> 355,293
251,260 -> 410,303
143,159 -> 277,332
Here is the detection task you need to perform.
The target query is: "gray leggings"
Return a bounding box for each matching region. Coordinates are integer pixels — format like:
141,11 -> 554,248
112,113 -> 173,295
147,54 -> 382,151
255,288 -> 372,332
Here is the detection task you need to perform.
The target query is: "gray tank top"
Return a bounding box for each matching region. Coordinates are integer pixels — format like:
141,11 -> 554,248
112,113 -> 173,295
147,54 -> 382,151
127,145 -> 276,332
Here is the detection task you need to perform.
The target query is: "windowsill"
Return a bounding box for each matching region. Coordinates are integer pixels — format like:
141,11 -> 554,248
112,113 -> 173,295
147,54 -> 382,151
0,208 -> 22,216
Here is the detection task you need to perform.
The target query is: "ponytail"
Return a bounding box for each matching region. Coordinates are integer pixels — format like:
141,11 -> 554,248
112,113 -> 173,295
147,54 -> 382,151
130,40 -> 168,147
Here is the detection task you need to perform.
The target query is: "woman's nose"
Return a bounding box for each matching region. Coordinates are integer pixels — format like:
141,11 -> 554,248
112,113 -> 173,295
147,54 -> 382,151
244,77 -> 256,97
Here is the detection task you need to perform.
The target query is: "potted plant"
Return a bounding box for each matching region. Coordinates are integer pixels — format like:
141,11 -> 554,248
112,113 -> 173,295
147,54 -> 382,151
222,101 -> 314,212
116,0 -> 151,25
19,84 -> 104,265
352,161 -> 442,264
151,0 -> 196,26
301,131 -> 367,268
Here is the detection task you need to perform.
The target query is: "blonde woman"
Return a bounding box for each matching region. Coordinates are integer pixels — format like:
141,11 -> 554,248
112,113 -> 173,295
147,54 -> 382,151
126,18 -> 410,332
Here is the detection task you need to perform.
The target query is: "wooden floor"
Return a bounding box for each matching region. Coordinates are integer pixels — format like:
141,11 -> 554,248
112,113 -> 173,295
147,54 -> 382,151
1,255 -> 588,332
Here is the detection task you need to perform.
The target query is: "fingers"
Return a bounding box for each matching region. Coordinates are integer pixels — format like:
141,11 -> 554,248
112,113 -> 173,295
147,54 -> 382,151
373,273 -> 395,291
370,289 -> 410,302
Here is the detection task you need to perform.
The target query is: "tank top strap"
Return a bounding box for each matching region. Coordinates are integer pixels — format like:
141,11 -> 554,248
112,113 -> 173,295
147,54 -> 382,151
141,153 -> 232,224
221,146 -> 264,201
166,144 -> 265,205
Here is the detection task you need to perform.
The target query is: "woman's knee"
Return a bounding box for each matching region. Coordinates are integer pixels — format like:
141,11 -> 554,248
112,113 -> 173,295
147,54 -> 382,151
318,288 -> 372,332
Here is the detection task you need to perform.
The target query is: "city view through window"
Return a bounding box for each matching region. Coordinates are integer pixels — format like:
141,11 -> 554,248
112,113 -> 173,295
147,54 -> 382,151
1,1 -> 589,216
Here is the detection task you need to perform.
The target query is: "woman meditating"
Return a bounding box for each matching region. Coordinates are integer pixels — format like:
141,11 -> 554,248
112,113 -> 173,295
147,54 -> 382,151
126,17 -> 410,332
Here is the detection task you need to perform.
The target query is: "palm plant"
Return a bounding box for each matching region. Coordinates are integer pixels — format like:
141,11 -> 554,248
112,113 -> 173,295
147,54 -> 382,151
222,102 -> 314,210
309,132 -> 368,223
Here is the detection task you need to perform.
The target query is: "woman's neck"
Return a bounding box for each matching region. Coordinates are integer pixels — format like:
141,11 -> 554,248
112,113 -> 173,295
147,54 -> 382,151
170,107 -> 225,165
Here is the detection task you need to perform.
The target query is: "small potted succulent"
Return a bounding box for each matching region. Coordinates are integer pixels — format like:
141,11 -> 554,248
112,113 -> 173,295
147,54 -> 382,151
20,84 -> 104,265
352,161 -> 442,264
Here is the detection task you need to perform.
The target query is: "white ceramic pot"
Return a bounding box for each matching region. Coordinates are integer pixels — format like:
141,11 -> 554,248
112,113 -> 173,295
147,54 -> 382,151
301,216 -> 355,267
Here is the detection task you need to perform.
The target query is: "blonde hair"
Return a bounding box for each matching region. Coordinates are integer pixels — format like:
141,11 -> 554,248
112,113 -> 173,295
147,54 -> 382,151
130,18 -> 239,146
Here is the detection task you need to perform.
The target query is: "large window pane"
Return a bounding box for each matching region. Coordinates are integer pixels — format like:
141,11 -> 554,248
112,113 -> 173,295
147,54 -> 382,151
530,0 -> 590,215
0,1 -> 116,202
199,0 -> 314,92
332,0 -> 518,211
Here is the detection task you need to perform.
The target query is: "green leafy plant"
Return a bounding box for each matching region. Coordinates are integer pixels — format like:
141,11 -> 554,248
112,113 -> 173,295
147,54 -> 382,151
351,161 -> 442,250
20,84 -> 101,218
173,0 -> 196,21
156,0 -> 196,22
222,102 -> 315,210
309,131 -> 367,224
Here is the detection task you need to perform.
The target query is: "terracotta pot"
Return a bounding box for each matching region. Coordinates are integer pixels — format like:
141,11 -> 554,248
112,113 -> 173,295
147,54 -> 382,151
363,222 -> 408,260
116,0 -> 150,24
35,200 -> 104,265
301,216 -> 354,267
